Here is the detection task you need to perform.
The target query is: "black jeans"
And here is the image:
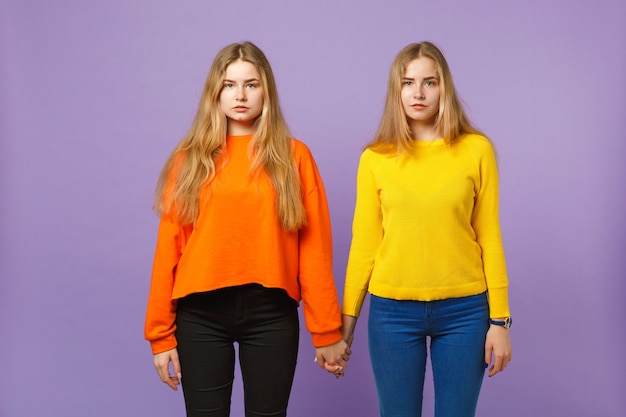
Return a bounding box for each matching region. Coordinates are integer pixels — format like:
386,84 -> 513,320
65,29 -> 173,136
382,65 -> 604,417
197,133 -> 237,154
175,284 -> 299,417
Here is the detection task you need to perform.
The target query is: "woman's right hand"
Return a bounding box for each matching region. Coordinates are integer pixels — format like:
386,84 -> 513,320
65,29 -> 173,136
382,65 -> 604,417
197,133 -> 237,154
153,348 -> 182,390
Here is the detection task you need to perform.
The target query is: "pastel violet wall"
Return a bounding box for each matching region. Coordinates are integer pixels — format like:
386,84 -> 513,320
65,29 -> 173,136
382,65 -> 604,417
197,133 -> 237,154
2,1 -> 625,416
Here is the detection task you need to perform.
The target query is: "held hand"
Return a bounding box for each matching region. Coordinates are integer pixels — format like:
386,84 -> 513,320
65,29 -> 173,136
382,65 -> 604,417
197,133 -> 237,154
153,348 -> 182,390
484,325 -> 512,377
315,339 -> 351,378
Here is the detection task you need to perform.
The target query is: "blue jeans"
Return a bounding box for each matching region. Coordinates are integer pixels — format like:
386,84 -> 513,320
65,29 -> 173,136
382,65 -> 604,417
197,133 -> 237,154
368,292 -> 489,417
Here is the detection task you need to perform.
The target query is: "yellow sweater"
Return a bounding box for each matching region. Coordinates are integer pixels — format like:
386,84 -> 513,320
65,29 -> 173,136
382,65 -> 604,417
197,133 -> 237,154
343,134 -> 510,318
145,135 -> 342,354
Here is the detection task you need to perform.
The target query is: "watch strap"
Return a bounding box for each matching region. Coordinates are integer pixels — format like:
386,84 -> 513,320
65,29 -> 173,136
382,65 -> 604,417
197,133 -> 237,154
489,317 -> 512,328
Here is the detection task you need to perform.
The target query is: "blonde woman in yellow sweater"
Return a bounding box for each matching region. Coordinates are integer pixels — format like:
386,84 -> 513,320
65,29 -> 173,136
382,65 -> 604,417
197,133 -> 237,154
144,42 -> 349,417
342,42 -> 512,417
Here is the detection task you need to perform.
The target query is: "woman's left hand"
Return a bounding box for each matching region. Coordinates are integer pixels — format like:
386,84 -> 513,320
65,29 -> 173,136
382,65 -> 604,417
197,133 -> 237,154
315,339 -> 351,378
484,325 -> 512,377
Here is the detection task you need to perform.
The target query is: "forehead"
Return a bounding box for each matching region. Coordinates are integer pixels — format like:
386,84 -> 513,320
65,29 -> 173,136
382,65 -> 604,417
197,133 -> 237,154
403,57 -> 438,78
224,59 -> 260,79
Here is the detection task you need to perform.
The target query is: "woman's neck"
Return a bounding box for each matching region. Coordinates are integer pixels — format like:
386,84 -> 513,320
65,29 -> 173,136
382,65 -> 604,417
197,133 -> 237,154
409,120 -> 439,142
227,120 -> 257,136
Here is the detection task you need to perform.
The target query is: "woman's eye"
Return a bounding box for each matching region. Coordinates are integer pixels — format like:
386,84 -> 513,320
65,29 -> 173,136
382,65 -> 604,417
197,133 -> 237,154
403,81 -> 413,86
224,83 -> 234,88
246,83 -> 257,89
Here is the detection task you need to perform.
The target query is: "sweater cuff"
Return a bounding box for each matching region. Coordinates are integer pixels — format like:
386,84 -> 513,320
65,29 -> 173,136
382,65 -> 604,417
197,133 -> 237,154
311,329 -> 342,348
488,287 -> 510,318
341,287 -> 368,317
149,335 -> 178,355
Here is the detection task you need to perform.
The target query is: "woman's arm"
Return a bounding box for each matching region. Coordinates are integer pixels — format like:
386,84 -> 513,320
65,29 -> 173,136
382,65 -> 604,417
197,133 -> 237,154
144,213 -> 191,354
343,150 -> 383,318
295,142 -> 343,347
469,138 -> 512,375
341,314 -> 358,347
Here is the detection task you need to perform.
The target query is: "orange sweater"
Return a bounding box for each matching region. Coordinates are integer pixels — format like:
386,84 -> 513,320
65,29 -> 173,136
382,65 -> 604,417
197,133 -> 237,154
144,135 -> 342,354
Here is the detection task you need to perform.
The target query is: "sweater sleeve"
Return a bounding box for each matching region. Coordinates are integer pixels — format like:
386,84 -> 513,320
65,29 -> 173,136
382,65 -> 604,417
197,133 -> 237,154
342,150 -> 383,317
470,139 -> 510,318
296,143 -> 343,347
144,210 -> 192,354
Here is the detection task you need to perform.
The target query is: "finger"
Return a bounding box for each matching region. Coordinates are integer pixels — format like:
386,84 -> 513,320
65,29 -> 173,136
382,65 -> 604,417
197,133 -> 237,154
154,361 -> 170,383
313,356 -> 325,369
154,359 -> 179,390
332,358 -> 348,371
167,377 -> 180,390
489,354 -> 504,377
497,352 -> 512,374
159,368 -> 178,390
172,353 -> 182,380
323,363 -> 343,373
157,367 -> 177,390
484,345 -> 492,369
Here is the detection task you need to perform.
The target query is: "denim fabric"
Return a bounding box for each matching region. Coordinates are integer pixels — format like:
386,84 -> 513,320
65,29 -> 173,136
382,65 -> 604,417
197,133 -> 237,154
368,292 -> 489,417
175,284 -> 299,417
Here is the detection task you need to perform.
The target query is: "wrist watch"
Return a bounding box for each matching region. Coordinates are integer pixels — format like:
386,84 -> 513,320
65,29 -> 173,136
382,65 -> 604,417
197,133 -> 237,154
489,317 -> 512,328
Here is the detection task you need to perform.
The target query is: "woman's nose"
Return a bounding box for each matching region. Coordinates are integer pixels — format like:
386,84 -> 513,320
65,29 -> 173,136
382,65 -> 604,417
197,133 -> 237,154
414,86 -> 425,99
235,87 -> 246,101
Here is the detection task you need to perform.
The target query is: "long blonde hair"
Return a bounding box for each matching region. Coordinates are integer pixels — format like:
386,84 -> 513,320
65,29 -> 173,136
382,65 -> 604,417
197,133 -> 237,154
367,41 -> 483,154
155,42 -> 306,230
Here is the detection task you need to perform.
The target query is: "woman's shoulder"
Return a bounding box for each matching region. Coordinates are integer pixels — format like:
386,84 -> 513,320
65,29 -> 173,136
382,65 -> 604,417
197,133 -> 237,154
290,137 -> 310,152
361,145 -> 397,160
455,133 -> 499,169
458,132 -> 490,145
457,133 -> 494,153
289,138 -> 323,178
290,138 -> 316,163
354,147 -> 396,176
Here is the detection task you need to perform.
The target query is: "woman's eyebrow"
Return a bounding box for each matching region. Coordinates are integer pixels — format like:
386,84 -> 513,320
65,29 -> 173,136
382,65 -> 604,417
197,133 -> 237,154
223,78 -> 260,83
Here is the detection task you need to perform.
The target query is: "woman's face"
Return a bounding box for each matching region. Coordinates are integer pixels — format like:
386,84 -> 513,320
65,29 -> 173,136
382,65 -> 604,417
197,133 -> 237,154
219,60 -> 264,135
400,57 -> 440,128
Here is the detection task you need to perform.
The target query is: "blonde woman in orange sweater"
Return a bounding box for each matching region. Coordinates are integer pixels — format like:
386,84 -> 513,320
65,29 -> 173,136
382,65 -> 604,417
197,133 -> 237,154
144,42 -> 349,417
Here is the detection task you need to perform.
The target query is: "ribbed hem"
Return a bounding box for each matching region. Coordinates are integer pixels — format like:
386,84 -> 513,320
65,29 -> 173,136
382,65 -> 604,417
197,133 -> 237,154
149,335 -> 177,355
310,329 -> 342,348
